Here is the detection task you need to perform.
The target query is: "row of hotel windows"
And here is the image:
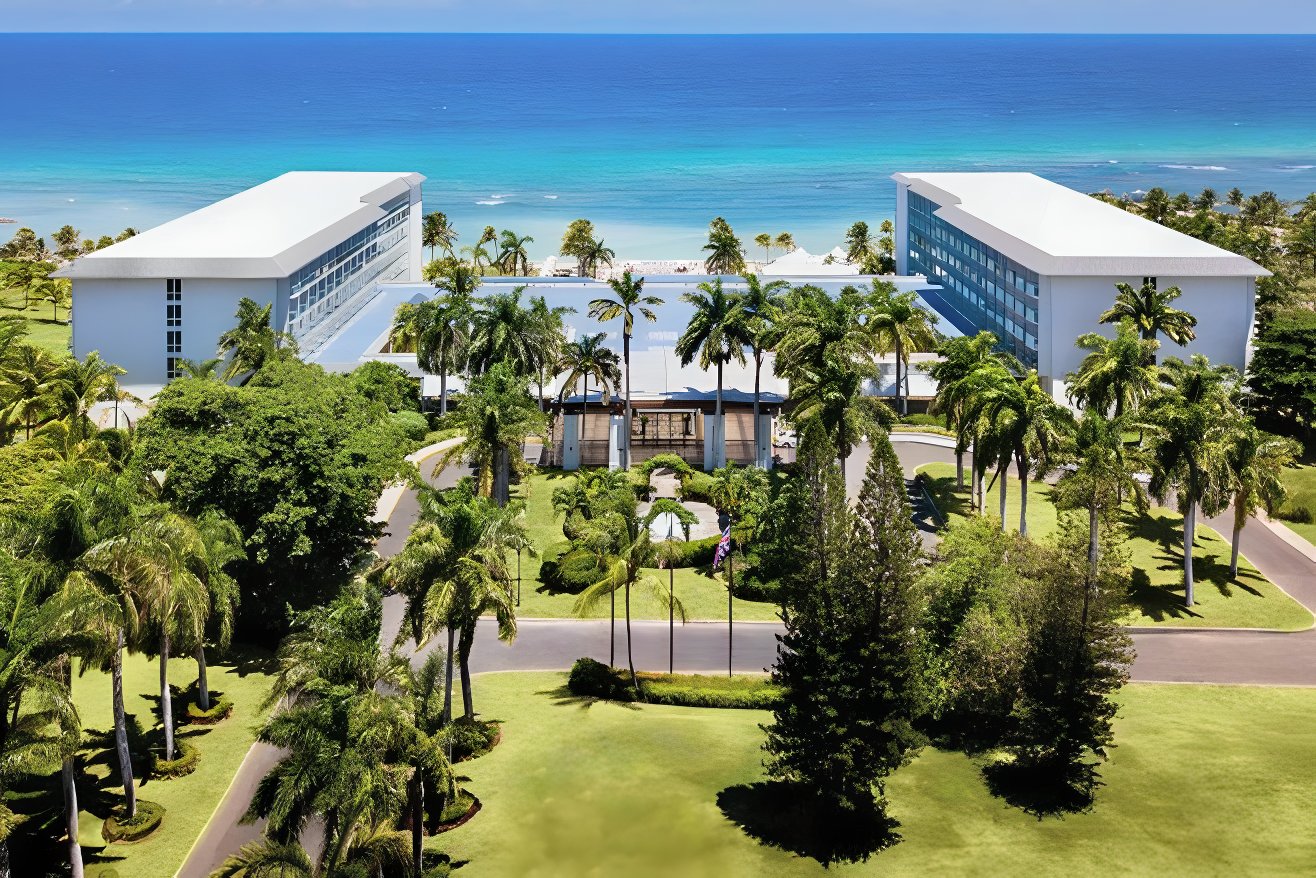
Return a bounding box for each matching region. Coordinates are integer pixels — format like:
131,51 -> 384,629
905,192 -> 1040,366
166,279 -> 183,379
287,196 -> 411,323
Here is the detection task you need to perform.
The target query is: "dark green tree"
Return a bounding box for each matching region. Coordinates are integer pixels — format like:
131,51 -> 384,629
1248,307 -> 1316,443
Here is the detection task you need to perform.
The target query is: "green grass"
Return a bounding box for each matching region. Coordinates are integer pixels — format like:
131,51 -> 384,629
510,471 -> 780,622
918,462 -> 1313,631
435,672 -> 1316,877
1276,462 -> 1316,548
1,281 -> 71,357
7,646 -> 275,878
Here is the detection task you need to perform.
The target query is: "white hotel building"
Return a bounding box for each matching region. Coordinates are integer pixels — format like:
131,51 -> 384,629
893,172 -> 1267,396
55,171 -> 425,386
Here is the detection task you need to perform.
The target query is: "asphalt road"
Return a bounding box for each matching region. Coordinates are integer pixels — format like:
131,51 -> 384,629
179,435 -> 1316,878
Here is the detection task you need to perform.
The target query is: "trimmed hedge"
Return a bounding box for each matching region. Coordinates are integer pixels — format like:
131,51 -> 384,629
664,535 -> 721,568
677,471 -> 717,505
634,452 -> 694,479
150,738 -> 201,779
102,799 -> 165,843
539,547 -> 609,594
567,657 -> 782,709
185,693 -> 234,725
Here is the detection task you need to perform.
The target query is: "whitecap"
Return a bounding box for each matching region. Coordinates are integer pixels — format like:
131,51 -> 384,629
490,193 -> 513,198
543,195 -> 559,200
67,198 -> 75,202
1107,160 -> 1118,164
1161,164 -> 1228,171
1280,165 -> 1315,170
476,200 -> 506,206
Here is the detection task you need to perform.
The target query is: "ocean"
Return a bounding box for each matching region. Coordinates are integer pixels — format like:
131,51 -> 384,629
3,33 -> 1316,257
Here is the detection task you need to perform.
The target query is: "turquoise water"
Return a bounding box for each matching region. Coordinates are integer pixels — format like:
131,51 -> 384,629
3,33 -> 1316,256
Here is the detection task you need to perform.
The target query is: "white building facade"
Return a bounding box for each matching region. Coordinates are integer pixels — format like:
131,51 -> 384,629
56,171 -> 424,387
892,172 -> 1267,396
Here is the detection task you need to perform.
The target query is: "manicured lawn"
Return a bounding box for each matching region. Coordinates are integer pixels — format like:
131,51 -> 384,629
1,282 -> 71,356
509,471 -> 780,623
918,462 -> 1313,631
1276,462 -> 1316,549
7,647 -> 275,878
436,672 -> 1316,877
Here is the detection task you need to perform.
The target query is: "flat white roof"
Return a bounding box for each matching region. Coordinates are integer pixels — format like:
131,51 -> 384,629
55,171 -> 423,280
893,172 -> 1268,278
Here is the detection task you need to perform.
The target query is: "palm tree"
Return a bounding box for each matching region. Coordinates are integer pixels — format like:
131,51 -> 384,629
388,301 -> 422,354
773,232 -> 795,254
497,230 -> 535,276
589,271 -> 663,469
703,218 -> 745,275
422,211 -> 457,260
844,221 -> 876,267
191,510 -> 243,710
865,281 -> 939,416
414,296 -> 472,417
754,233 -> 773,264
969,368 -> 1072,535
469,285 -> 540,376
38,278 -> 72,322
574,520 -> 683,695
1098,280 -> 1198,353
399,651 -> 455,875
1140,187 -> 1172,224
676,278 -> 749,470
1067,319 -> 1160,417
773,283 -> 877,382
213,824 -> 412,878
527,295 -> 574,410
927,330 -> 1020,493
789,357 -> 893,470
434,363 -> 545,505
217,297 -> 296,382
556,332 -> 621,445
706,464 -> 768,674
0,343 -> 60,439
1053,410 -> 1147,579
1138,355 -> 1241,606
738,274 -> 789,467
175,357 -> 224,381
53,351 -> 124,442
581,238 -> 615,279
1221,422 -> 1301,578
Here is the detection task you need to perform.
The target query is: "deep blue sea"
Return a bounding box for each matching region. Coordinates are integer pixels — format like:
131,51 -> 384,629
3,33 -> 1316,257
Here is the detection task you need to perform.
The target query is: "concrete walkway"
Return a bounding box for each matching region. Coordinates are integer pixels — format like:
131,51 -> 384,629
179,433 -> 1316,878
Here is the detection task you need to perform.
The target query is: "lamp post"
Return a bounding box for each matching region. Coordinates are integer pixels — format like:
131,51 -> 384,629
516,547 -> 522,607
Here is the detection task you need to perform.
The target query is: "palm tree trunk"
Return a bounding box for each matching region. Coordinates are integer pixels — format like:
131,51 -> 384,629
1184,500 -> 1197,607
752,348 -> 762,468
112,631 -> 136,818
625,582 -> 641,699
623,333 -> 631,470
440,371 -> 448,418
62,756 -> 84,878
1088,502 -> 1100,580
196,645 -> 211,711
1017,459 -> 1030,536
896,337 -> 905,416
160,632 -> 175,762
955,442 -> 964,490
494,444 -> 510,507
1230,498 -> 1244,580
410,768 -> 424,875
443,626 -> 455,724
998,463 -> 1008,530
459,625 -> 475,718
609,587 -> 615,667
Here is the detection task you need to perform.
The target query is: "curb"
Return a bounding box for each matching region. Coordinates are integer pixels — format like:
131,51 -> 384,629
371,437 -> 465,524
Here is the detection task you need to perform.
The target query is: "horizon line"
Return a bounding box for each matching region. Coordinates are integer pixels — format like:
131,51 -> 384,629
4,30 -> 1316,37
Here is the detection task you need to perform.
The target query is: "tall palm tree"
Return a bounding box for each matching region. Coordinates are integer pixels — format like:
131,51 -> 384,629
581,238 -> 615,279
773,232 -> 795,254
574,521 -> 683,695
53,351 -> 124,442
422,211 -> 457,260
738,274 -> 789,467
703,217 -> 745,275
927,330 -> 1021,494
1138,355 -> 1241,606
844,221 -> 877,267
1067,319 -> 1160,417
175,357 -> 225,381
865,282 -> 940,415
773,283 -> 877,382
789,357 -> 892,470
191,510 -> 244,711
1221,422 -> 1301,578
754,233 -> 773,264
527,295 -> 574,411
217,297 -> 296,382
387,301 -> 422,354
414,296 -> 472,417
1053,410 -> 1146,579
213,824 -> 412,878
469,286 -> 540,376
497,230 -> 535,276
1099,281 -> 1198,353
556,332 -> 621,445
677,278 -> 750,470
434,363 -> 545,505
589,271 -> 663,469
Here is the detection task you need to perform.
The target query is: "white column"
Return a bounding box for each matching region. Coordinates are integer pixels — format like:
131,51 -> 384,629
705,413 -> 725,471
563,414 -> 582,471
608,414 -> 624,471
757,414 -> 774,469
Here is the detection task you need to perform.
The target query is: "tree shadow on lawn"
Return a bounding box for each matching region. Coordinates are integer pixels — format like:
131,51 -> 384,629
537,684 -> 643,711
981,756 -> 1101,819
918,474 -> 972,520
717,781 -> 900,867
1124,510 -> 1266,611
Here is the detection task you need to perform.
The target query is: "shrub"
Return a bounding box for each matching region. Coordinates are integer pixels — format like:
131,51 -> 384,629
438,788 -> 479,825
567,657 -> 635,700
733,572 -> 780,603
389,410 -> 431,442
678,471 -> 717,505
447,717 -> 500,762
900,413 -> 944,427
1282,505 -> 1313,524
102,799 -> 165,843
662,535 -> 721,568
185,693 -> 234,725
150,739 -> 201,779
539,547 -> 609,594
635,453 -> 694,479
567,657 -> 783,709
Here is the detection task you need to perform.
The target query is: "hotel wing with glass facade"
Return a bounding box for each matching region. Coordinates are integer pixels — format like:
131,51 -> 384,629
893,172 -> 1267,397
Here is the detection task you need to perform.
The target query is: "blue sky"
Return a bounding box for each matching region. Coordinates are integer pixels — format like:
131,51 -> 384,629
2,0 -> 1313,34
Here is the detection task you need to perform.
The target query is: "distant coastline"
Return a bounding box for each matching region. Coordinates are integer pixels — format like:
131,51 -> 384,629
3,33 -> 1316,257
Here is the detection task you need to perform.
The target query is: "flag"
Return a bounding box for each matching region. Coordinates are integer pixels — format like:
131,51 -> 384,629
713,525 -> 731,569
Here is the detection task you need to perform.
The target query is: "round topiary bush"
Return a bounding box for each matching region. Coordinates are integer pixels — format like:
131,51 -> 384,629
151,739 -> 201,779
185,693 -> 234,725
102,799 -> 165,843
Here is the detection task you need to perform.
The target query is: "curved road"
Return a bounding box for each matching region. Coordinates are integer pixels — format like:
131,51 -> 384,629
178,436 -> 1316,877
